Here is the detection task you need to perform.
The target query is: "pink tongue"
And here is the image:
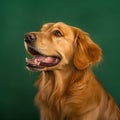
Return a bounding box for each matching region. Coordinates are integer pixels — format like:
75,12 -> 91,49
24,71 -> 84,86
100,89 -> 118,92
42,57 -> 55,63
26,56 -> 56,66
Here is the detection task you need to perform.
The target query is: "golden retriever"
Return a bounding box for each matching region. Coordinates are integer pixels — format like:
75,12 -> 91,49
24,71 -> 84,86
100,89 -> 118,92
24,22 -> 120,120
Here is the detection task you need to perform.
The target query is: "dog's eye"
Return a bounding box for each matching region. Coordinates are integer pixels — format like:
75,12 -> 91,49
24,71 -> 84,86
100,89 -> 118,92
53,30 -> 63,37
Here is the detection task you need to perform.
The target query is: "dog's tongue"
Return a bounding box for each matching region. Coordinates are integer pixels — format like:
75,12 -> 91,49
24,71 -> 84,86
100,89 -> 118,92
26,56 -> 59,67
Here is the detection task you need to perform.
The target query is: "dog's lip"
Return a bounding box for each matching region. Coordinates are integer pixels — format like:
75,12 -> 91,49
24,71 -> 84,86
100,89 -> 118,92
25,46 -> 61,69
27,46 -> 44,57
27,45 -> 61,59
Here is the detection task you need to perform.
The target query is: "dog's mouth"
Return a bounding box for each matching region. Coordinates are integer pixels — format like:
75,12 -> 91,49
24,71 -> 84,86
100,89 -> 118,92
26,46 -> 61,70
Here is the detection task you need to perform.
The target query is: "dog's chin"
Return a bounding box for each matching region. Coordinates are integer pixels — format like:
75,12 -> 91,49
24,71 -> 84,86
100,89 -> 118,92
26,64 -> 60,72
26,65 -> 44,72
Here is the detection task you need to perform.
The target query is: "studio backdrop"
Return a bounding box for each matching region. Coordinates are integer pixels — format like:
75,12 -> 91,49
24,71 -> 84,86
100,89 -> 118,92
0,0 -> 120,120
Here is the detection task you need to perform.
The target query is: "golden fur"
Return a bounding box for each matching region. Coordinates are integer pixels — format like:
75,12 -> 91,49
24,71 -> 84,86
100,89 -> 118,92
25,22 -> 120,120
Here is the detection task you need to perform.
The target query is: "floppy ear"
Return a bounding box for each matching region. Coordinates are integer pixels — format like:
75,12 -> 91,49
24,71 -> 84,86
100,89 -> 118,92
73,28 -> 102,70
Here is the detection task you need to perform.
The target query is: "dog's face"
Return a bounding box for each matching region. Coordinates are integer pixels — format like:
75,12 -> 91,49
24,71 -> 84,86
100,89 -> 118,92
24,22 -> 76,71
24,22 -> 102,71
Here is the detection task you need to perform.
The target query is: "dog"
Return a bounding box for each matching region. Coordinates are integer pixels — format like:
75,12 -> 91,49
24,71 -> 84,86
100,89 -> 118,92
24,22 -> 120,120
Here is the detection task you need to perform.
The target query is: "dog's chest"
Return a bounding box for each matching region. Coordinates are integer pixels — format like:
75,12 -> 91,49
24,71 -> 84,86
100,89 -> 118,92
36,87 -> 75,119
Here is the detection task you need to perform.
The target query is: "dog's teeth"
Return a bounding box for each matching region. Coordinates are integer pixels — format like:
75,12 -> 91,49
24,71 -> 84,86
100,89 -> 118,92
34,58 -> 40,65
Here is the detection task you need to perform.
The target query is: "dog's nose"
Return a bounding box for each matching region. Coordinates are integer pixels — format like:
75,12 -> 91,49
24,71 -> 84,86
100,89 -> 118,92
24,33 -> 36,43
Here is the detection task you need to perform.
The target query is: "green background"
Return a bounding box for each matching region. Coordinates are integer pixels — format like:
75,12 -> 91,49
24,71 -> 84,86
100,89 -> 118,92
0,0 -> 120,120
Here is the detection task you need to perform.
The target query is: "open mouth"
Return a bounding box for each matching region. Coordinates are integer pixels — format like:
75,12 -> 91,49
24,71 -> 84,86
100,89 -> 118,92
26,46 -> 61,70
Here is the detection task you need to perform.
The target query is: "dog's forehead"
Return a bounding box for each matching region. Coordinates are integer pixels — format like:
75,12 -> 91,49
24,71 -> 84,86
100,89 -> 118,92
53,22 -> 72,30
40,22 -> 73,32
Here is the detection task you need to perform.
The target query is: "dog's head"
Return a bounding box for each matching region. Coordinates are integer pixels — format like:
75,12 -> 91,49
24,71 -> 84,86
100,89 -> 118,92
24,22 -> 102,71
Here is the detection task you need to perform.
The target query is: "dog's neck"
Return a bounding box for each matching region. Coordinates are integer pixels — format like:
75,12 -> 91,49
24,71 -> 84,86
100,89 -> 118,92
40,66 -> 94,97
36,66 -> 101,114
41,66 -> 75,93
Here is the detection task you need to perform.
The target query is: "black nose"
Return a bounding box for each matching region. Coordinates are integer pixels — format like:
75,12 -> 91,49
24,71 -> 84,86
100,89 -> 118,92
24,33 -> 36,43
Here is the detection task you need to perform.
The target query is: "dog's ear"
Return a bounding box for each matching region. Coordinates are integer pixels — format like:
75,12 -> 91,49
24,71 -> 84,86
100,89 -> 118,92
40,23 -> 55,32
73,28 -> 102,70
